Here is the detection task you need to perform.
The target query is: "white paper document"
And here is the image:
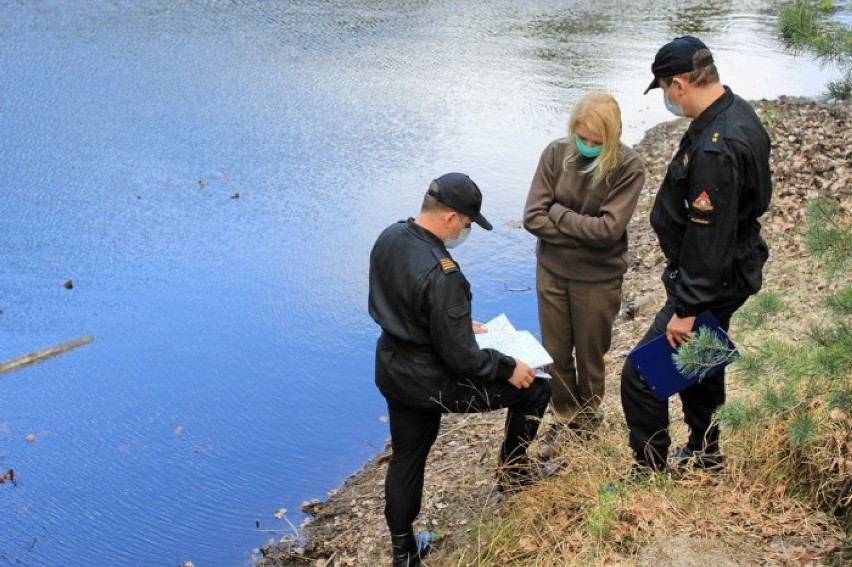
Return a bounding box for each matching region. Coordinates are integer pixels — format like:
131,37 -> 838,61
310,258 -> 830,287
479,313 -> 515,333
475,314 -> 553,377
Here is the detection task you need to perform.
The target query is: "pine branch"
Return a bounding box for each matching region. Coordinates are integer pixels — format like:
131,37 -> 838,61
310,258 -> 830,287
672,326 -> 739,381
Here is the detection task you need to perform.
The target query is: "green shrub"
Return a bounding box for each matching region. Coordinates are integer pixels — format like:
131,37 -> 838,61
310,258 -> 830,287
736,290 -> 783,327
779,1 -> 852,100
714,196 -> 852,527
786,413 -> 819,447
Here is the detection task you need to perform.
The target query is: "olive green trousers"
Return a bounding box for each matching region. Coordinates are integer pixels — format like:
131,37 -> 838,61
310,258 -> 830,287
536,263 -> 622,423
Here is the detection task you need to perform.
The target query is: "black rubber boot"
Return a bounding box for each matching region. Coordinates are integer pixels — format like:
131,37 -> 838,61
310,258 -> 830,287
390,531 -> 421,567
497,456 -> 541,494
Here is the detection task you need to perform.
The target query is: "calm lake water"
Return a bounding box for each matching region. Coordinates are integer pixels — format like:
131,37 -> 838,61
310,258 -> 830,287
0,1 -> 839,565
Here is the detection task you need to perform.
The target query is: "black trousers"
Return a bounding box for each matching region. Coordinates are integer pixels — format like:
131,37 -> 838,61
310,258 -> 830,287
620,269 -> 744,469
383,378 -> 550,534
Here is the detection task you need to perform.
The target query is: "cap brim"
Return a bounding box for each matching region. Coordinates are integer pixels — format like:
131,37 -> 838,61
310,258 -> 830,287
473,213 -> 492,231
643,77 -> 659,95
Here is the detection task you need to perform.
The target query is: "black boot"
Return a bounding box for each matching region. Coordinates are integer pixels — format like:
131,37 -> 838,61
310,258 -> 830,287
497,456 -> 542,494
390,531 -> 421,567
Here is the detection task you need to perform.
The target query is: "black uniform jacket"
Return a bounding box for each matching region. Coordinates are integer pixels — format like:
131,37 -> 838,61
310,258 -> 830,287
368,219 -> 515,409
651,87 -> 772,316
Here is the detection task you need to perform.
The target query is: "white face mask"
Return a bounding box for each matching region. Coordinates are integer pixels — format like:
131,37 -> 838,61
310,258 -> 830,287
445,226 -> 470,249
664,88 -> 685,117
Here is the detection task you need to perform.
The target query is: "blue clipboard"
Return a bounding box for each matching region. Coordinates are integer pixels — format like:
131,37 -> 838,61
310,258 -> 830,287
626,311 -> 738,401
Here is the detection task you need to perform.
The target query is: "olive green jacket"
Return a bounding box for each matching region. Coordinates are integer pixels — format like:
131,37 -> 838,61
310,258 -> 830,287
523,138 -> 646,282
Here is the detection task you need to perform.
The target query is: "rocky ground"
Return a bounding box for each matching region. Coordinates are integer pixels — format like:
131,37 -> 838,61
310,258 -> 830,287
255,97 -> 851,566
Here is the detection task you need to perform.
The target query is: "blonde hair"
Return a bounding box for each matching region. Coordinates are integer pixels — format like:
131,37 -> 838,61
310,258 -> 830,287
566,92 -> 623,185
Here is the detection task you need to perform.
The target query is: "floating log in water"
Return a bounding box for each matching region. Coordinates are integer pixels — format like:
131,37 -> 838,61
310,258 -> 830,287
0,336 -> 94,376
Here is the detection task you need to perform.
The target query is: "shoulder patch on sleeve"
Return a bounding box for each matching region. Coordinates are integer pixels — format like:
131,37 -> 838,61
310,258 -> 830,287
691,190 -> 714,212
688,189 -> 716,225
431,247 -> 458,274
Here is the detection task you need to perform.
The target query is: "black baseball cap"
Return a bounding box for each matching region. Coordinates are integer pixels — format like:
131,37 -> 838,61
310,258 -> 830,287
428,172 -> 493,230
643,36 -> 713,94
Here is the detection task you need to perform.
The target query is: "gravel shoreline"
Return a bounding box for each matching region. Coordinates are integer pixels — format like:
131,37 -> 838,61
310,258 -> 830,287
255,96 -> 851,567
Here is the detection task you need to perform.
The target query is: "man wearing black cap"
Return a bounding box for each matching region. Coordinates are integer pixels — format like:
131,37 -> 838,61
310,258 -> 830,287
621,37 -> 771,474
369,172 -> 551,566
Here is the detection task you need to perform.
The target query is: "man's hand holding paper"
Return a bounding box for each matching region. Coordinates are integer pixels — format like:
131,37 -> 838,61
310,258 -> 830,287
475,314 -> 554,378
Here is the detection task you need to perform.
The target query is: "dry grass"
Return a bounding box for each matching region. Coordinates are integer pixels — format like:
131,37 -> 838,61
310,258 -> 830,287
443,416 -> 847,566
437,99 -> 852,567
437,256 -> 851,566
256,98 -> 851,567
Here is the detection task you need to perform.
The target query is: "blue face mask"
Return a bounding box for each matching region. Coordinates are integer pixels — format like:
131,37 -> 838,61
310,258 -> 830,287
664,89 -> 685,117
445,226 -> 470,249
575,137 -> 602,158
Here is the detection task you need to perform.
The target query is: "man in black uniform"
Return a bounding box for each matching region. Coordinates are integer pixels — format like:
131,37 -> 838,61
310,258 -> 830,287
620,36 -> 771,473
369,172 -> 551,566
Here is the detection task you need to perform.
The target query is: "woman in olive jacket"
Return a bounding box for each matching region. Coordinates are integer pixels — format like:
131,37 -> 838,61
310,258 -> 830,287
524,92 -> 646,442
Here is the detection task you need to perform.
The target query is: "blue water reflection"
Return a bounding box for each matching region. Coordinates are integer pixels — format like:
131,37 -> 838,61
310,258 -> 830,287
0,1 -> 838,565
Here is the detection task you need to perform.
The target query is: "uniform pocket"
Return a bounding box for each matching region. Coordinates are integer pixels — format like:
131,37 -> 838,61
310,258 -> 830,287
667,158 -> 690,204
733,234 -> 769,294
447,300 -> 470,319
668,159 -> 688,185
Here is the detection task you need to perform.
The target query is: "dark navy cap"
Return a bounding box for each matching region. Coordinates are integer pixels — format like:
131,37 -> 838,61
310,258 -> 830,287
644,36 -> 713,94
428,172 -> 493,230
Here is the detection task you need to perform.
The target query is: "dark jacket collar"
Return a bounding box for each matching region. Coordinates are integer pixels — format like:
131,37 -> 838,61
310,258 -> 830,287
406,217 -> 446,249
686,86 -> 733,141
